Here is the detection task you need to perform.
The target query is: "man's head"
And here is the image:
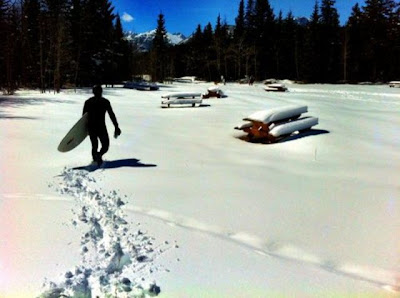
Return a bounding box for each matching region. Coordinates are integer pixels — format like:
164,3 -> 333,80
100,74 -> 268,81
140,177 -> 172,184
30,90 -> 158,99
92,85 -> 103,97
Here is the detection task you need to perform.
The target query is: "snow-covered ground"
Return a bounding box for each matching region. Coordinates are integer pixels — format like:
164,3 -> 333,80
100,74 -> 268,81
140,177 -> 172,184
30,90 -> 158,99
0,82 -> 399,297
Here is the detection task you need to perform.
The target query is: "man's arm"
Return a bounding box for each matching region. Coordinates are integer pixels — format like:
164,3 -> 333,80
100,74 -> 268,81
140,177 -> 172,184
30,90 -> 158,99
107,101 -> 121,137
107,102 -> 119,128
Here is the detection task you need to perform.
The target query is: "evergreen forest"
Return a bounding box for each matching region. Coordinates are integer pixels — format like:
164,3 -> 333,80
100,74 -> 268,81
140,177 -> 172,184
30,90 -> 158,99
0,0 -> 399,93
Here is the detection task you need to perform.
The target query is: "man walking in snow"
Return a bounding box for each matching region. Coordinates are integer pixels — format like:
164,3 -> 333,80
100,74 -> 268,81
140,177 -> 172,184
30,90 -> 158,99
83,85 -> 121,166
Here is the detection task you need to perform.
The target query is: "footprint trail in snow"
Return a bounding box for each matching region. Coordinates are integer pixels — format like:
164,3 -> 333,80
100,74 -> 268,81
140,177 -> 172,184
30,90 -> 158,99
40,168 -> 170,298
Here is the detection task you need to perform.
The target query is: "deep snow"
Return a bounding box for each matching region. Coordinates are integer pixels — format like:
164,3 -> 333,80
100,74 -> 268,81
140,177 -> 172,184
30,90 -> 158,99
0,82 -> 399,297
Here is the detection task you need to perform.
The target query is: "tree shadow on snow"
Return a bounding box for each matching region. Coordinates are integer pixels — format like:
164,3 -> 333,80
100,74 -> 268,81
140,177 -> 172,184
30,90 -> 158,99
0,112 -> 38,120
0,95 -> 76,120
0,96 -> 76,107
161,104 -> 211,109
73,158 -> 157,172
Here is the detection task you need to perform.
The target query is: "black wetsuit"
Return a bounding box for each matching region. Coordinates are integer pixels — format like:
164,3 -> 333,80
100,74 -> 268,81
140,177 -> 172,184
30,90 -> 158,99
83,96 -> 118,160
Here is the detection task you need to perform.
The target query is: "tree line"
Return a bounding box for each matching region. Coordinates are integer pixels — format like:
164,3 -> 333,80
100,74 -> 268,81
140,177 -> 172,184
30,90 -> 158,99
0,0 -> 132,94
0,0 -> 399,94
154,0 -> 400,84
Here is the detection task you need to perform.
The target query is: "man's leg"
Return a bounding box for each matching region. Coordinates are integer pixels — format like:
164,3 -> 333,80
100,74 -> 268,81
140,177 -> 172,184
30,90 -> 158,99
98,131 -> 110,160
89,133 -> 99,161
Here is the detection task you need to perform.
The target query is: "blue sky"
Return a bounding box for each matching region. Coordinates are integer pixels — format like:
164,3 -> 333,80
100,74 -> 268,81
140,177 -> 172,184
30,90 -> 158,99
113,0 -> 365,36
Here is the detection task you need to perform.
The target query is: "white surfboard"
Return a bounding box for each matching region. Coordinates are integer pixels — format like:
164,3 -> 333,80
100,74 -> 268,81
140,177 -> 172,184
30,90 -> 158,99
57,113 -> 89,152
270,117 -> 319,137
243,105 -> 308,124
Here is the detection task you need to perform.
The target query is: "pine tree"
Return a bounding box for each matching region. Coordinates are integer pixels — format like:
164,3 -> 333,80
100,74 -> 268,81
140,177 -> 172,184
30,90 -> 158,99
254,0 -> 275,78
235,0 -> 245,39
242,0 -> 254,77
304,1 -> 321,82
386,1 -> 400,80
245,0 -> 256,37
69,0 -> 84,87
185,24 -> 203,78
20,0 -> 41,87
362,0 -> 398,81
214,16 -> 230,81
3,3 -> 20,94
346,3 -> 364,82
280,11 -> 298,79
202,22 -> 214,81
319,0 -> 341,82
100,0 -> 116,85
214,14 -> 223,77
0,0 -> 10,90
233,0 -> 245,78
38,0 -> 71,92
274,11 -> 283,77
151,12 -> 168,82
220,20 -> 232,80
80,0 -> 116,85
113,14 -> 131,82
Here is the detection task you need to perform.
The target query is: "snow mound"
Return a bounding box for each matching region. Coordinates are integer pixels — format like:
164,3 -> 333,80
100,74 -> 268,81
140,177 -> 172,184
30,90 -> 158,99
40,169 -> 167,297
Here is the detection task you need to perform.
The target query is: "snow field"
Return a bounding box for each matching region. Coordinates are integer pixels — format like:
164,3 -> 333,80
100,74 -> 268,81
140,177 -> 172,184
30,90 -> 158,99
0,82 -> 399,297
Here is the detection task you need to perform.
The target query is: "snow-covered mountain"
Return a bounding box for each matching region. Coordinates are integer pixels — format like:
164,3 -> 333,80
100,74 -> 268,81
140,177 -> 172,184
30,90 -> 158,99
125,30 -> 187,52
124,19 -> 309,52
295,17 -> 310,26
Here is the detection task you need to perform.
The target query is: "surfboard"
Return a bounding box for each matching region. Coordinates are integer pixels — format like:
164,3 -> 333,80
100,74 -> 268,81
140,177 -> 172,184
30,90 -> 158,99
269,117 -> 319,137
57,113 -> 89,152
243,105 -> 308,124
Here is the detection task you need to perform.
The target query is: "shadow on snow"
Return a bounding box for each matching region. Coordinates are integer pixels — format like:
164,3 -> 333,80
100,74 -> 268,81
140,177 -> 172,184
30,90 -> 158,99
72,158 -> 157,172
0,112 -> 38,120
0,95 -> 76,120
237,129 -> 330,144
161,104 -> 211,109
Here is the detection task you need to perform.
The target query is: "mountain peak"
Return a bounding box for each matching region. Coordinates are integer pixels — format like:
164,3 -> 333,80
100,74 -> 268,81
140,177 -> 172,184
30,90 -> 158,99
125,30 -> 187,52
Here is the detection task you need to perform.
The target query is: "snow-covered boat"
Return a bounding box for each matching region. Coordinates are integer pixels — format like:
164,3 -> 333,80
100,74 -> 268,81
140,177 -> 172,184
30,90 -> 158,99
389,81 -> 400,88
264,83 -> 288,92
124,80 -> 159,91
173,76 -> 206,83
235,105 -> 318,142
